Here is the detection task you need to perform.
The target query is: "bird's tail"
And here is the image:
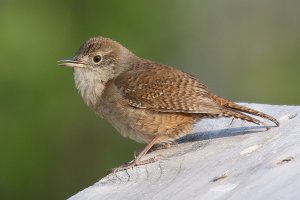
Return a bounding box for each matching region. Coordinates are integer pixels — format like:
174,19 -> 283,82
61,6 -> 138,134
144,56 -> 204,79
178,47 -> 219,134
210,93 -> 280,127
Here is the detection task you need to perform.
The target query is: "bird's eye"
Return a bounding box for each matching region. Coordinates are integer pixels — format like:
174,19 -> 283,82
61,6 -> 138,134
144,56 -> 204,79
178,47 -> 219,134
93,55 -> 102,63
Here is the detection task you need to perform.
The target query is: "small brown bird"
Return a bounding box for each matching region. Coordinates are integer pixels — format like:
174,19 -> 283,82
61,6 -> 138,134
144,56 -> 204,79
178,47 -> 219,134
59,36 -> 279,171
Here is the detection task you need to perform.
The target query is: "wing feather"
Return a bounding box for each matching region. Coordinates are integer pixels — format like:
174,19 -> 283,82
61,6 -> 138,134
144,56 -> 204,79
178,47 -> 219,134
114,63 -> 222,114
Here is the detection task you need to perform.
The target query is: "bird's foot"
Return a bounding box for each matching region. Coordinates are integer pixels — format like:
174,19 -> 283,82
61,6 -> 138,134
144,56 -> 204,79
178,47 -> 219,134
109,157 -> 158,173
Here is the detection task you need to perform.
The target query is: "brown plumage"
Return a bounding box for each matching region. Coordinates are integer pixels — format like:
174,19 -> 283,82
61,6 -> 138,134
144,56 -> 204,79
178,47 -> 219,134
59,36 -> 279,172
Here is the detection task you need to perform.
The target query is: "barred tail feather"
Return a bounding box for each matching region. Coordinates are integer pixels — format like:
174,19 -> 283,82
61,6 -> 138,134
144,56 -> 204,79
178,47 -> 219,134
222,109 -> 264,126
210,93 -> 280,127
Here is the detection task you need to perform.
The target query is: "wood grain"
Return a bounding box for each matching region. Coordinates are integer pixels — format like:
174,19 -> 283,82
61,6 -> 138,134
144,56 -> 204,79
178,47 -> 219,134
69,103 -> 300,200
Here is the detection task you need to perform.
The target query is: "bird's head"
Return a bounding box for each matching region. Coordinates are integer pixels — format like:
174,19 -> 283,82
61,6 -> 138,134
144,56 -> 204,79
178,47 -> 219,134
58,36 -> 136,79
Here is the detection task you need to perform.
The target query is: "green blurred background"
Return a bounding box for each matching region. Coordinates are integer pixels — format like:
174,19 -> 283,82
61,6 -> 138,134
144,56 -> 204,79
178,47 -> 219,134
0,0 -> 299,199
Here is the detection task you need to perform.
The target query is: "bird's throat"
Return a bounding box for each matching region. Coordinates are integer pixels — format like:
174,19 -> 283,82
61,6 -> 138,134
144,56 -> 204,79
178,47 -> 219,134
73,68 -> 106,108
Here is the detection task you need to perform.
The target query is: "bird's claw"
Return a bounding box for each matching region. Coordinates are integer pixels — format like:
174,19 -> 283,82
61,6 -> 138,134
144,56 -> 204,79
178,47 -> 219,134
109,156 -> 158,173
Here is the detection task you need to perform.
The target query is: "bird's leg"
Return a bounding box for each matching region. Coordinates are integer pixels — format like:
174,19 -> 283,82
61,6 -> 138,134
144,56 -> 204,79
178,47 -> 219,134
149,141 -> 177,152
111,136 -> 160,173
133,141 -> 176,158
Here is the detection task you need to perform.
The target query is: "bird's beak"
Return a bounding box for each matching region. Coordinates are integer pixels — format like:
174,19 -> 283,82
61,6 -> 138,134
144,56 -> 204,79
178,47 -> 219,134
58,59 -> 86,68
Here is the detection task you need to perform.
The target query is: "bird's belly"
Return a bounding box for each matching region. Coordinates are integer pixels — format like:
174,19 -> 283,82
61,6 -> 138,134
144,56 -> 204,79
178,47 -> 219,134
97,93 -> 195,144
100,105 -> 152,143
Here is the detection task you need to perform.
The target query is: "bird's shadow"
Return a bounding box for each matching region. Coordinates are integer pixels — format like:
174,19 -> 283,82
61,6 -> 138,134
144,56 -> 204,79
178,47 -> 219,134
176,124 -> 269,144
151,118 -> 277,156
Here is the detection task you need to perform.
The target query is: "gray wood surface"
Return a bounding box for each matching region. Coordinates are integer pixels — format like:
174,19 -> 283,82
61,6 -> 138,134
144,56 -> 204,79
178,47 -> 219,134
69,103 -> 300,200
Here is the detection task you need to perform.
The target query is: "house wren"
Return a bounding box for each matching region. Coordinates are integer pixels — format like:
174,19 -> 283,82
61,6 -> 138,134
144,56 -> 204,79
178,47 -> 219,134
59,36 -> 279,171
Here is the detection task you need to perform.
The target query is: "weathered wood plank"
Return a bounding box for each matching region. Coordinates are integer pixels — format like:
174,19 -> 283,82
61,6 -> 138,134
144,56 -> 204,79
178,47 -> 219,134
69,103 -> 300,200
